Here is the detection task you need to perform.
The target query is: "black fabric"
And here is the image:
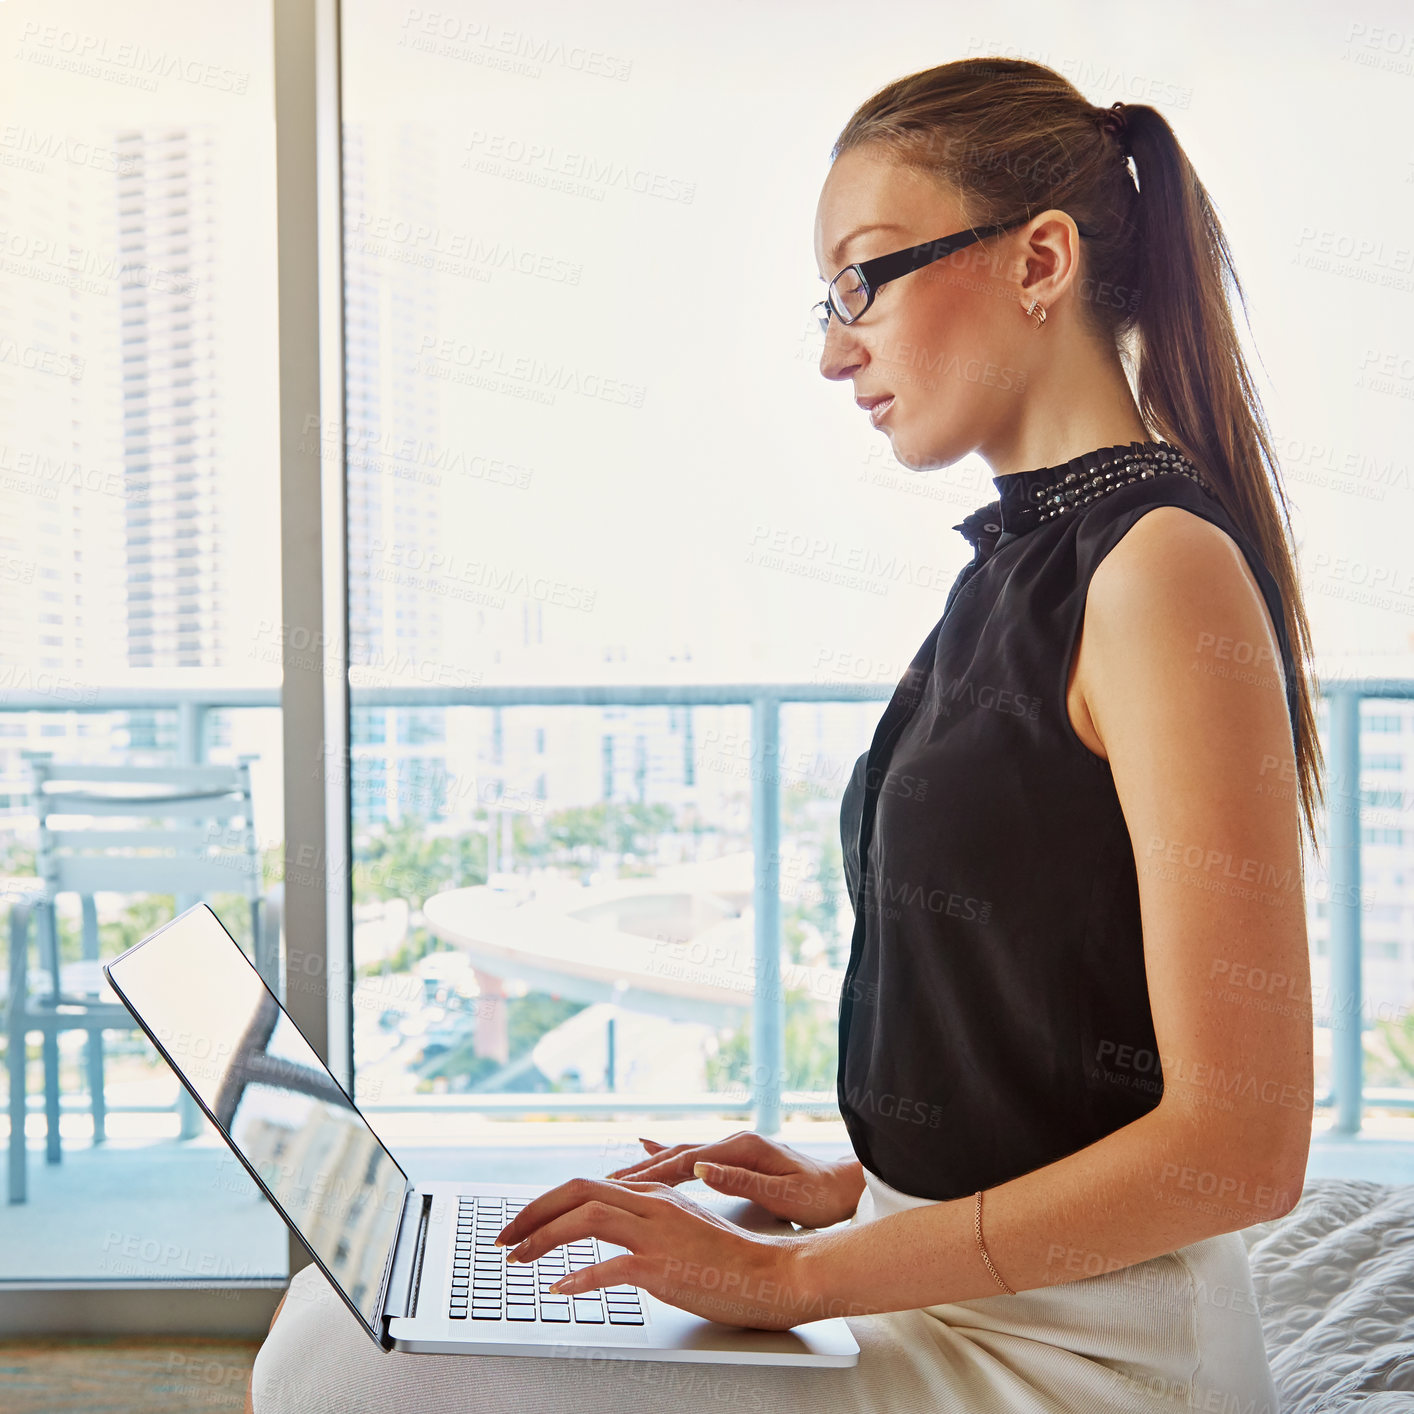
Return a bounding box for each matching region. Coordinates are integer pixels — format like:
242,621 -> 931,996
836,439 -> 1299,1202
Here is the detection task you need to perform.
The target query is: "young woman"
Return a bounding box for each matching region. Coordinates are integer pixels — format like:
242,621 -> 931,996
249,56 -> 1321,1414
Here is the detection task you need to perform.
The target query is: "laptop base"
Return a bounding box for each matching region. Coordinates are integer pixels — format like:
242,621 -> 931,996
387,1182 -> 860,1367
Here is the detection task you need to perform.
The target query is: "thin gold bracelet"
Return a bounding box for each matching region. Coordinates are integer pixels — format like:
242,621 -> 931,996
973,1189 -> 1016,1295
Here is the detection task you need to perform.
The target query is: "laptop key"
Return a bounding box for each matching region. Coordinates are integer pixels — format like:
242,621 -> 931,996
572,1303 -> 605,1323
608,1311 -> 645,1325
506,1306 -> 537,1321
538,1305 -> 571,1322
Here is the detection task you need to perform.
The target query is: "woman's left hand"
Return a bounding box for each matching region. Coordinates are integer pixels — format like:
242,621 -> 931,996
493,1176 -> 817,1330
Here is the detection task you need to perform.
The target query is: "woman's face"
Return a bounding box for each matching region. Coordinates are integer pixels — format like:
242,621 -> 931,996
813,144 -> 1033,473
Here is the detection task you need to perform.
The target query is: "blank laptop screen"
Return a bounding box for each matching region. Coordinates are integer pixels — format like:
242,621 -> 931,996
106,905 -> 408,1333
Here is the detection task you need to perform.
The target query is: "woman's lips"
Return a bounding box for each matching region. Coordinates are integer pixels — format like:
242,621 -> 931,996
869,395 -> 895,426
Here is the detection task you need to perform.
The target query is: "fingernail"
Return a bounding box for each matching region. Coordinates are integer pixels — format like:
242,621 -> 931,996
546,1277 -> 568,1294
693,1161 -> 718,1180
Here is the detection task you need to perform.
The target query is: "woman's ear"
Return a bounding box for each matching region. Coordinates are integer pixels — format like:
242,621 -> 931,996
1015,209 -> 1084,314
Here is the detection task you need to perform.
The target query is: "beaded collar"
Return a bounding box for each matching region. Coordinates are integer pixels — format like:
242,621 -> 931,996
952,440 -> 1214,558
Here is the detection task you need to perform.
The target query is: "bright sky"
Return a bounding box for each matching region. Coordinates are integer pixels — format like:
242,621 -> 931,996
3,0 -> 1411,684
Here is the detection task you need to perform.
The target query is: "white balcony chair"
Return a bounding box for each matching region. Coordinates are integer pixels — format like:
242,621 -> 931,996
5,750 -> 279,1203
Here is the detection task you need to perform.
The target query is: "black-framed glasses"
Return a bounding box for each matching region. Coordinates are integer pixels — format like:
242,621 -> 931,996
812,218 -> 1097,335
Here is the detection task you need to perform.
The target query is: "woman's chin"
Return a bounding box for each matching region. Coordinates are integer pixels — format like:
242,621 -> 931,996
890,438 -> 931,474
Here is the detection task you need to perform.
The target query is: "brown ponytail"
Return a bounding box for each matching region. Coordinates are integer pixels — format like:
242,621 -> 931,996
833,58 -> 1327,858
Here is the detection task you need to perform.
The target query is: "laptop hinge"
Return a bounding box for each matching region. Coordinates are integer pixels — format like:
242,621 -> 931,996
382,1190 -> 431,1321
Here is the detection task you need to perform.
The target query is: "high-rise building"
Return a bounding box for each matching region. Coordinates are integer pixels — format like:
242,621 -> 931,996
343,121 -> 448,827
113,128 -> 222,674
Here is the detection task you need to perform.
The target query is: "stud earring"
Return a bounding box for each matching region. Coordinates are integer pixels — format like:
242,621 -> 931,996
1025,297 -> 1046,330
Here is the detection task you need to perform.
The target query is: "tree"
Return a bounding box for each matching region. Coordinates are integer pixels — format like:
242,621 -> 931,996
705,987 -> 838,1094
1366,1009 -> 1414,1095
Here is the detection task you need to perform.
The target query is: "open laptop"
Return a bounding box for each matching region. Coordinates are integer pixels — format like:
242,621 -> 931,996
103,902 -> 860,1366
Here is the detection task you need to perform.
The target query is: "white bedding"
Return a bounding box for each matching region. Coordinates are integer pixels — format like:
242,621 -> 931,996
1239,1178 -> 1414,1412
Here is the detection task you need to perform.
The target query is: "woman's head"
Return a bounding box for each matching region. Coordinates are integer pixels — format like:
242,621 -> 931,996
816,56 -> 1327,855
813,143 -> 1111,471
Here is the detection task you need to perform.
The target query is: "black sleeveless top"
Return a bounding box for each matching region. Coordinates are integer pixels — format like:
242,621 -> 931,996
836,439 -> 1299,1202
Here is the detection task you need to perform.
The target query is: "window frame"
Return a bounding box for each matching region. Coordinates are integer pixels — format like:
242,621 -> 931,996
0,0 -> 347,1335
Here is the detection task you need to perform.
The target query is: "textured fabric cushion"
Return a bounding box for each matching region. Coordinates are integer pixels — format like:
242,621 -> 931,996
1238,1178 -> 1414,1412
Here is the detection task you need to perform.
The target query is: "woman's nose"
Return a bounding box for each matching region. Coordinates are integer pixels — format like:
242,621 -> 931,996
819,324 -> 863,382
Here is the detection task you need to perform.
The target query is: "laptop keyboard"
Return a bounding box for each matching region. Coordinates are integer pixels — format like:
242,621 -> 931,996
448,1195 -> 646,1325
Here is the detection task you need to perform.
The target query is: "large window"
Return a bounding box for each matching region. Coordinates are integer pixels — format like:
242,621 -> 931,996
0,2 -> 287,1284
335,0 -> 1414,1157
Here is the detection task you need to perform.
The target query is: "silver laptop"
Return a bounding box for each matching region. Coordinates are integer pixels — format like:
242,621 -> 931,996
103,903 -> 859,1366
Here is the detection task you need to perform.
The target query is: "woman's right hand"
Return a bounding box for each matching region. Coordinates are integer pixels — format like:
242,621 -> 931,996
605,1131 -> 866,1229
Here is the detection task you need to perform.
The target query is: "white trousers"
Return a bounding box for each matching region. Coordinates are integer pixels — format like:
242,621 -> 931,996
252,1167 -> 1282,1414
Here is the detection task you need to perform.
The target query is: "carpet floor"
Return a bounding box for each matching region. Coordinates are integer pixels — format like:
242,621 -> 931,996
0,1338 -> 258,1413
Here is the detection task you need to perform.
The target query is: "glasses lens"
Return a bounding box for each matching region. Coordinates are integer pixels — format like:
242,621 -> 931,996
830,268 -> 868,323
813,300 -> 830,335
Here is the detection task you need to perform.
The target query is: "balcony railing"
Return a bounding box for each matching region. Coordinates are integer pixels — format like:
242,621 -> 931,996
1,675 -> 1411,1137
